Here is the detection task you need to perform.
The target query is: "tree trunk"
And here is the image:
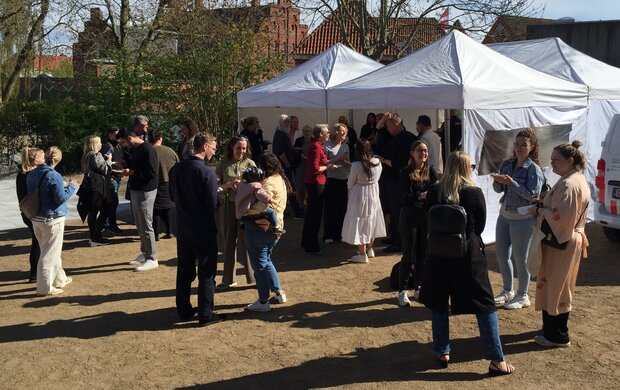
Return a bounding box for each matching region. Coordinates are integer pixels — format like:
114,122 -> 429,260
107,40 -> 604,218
1,0 -> 50,105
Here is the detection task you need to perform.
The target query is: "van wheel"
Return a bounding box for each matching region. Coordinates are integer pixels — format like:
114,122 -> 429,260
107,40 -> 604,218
603,227 -> 620,242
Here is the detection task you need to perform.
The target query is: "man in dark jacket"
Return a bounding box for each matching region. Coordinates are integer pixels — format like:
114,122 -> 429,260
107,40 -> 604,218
119,127 -> 159,271
376,112 -> 417,253
169,132 -> 225,326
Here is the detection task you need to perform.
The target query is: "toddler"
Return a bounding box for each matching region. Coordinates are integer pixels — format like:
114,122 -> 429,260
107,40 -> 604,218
235,167 -> 285,234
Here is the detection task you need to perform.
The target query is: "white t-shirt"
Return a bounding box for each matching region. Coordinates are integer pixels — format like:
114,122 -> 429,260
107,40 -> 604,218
420,130 -> 443,173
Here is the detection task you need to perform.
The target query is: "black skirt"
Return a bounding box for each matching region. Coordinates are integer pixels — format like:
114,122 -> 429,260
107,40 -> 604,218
154,182 -> 173,210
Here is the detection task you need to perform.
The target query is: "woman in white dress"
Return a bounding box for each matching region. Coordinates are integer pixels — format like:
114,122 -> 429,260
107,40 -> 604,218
341,139 -> 386,263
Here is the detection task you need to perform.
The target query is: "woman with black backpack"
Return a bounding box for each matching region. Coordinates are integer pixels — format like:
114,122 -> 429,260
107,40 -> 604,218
420,151 -> 515,376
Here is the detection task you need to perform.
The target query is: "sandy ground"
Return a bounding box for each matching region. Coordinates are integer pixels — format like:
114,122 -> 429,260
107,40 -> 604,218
0,210 -> 619,389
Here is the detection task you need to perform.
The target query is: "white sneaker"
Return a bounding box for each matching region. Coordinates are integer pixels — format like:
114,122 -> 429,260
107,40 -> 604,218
324,239 -> 334,244
246,299 -> 270,312
503,294 -> 530,309
38,287 -> 63,296
398,290 -> 411,307
135,259 -> 158,271
366,248 -> 375,258
274,291 -> 287,304
129,253 -> 145,265
412,288 -> 421,301
56,277 -> 73,289
350,253 -> 369,263
534,335 -> 571,348
494,290 -> 515,305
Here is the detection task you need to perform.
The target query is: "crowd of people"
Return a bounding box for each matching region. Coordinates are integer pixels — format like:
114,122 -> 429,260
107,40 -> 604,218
16,110 -> 591,374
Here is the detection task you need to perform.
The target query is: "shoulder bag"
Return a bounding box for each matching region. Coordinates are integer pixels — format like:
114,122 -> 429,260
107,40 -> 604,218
19,170 -> 51,220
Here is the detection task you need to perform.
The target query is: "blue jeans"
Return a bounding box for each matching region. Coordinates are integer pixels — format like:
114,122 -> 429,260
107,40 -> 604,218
431,309 -> 504,361
244,224 -> 281,302
495,215 -> 534,296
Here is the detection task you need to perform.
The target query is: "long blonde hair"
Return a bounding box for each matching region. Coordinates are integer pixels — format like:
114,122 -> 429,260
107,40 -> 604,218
439,151 -> 475,204
21,147 -> 44,172
81,135 -> 102,166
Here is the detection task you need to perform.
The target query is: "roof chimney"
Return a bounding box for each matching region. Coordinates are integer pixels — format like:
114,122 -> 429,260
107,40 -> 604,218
90,7 -> 104,21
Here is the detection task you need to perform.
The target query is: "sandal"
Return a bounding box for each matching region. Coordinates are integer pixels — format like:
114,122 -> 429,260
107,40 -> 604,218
438,354 -> 450,369
488,360 -> 515,377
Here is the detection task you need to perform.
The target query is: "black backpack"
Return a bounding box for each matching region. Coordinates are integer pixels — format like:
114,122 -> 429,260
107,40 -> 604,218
426,190 -> 468,259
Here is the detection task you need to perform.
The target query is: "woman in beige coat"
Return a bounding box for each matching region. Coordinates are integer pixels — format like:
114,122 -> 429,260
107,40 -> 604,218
529,141 -> 589,348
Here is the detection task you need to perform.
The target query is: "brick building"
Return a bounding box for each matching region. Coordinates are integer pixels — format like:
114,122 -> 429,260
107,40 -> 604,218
482,15 -> 553,44
293,7 -> 449,65
209,0 -> 308,63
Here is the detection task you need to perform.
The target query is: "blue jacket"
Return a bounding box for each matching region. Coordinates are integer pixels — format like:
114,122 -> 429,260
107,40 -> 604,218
493,157 -> 543,212
26,165 -> 76,218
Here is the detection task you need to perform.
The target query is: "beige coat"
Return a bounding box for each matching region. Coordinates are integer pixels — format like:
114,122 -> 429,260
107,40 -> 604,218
261,174 -> 287,229
535,169 -> 589,315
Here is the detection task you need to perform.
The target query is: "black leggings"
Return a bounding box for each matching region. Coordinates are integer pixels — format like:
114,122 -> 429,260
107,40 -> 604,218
301,184 -> 325,252
323,178 -> 347,241
87,193 -> 107,241
25,221 -> 40,279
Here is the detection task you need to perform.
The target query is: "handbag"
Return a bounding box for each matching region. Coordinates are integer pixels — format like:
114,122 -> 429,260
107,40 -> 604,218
540,205 -> 587,250
540,219 -> 568,250
19,170 -> 50,220
527,218 -> 546,277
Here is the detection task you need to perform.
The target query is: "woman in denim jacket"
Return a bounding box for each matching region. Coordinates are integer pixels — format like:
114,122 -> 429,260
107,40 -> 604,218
492,129 -> 544,309
27,146 -> 78,296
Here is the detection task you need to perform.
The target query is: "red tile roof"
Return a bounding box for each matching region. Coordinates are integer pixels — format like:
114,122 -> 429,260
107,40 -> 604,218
482,15 -> 554,44
33,55 -> 72,72
294,9 -> 445,62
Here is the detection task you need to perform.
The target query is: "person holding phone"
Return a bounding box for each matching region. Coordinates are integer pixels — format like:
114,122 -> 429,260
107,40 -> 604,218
492,129 -> 544,309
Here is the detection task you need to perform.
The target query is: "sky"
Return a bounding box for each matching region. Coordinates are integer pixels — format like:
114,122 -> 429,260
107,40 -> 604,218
533,0 -> 620,22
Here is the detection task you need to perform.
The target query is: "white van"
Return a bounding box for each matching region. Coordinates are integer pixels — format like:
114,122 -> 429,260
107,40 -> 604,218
594,114 -> 620,241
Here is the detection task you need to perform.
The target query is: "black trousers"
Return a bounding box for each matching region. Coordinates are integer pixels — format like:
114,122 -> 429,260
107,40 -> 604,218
542,310 -> 571,344
302,183 -> 325,252
87,192 -> 107,241
398,207 -> 427,290
323,178 -> 348,241
285,167 -> 304,215
387,179 -> 402,246
23,219 -> 40,279
153,208 -> 172,236
176,237 -> 218,322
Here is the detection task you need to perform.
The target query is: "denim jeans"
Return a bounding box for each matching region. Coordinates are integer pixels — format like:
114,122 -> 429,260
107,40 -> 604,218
244,224 -> 281,302
495,215 -> 534,296
105,177 -> 121,228
431,309 -> 504,361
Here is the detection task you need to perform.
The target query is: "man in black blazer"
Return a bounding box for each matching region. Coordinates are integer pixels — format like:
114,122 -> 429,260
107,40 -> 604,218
376,112 -> 417,253
169,132 -> 225,326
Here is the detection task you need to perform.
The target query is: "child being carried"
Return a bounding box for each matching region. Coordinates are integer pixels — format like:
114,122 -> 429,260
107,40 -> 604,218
235,166 -> 286,234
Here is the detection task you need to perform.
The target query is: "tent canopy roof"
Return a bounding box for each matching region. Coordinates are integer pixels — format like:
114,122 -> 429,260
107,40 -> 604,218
237,43 -> 383,108
488,37 -> 620,101
327,30 -> 588,110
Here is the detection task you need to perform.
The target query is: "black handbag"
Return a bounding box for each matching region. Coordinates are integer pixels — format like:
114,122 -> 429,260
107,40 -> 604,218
540,219 -> 568,250
540,205 -> 587,250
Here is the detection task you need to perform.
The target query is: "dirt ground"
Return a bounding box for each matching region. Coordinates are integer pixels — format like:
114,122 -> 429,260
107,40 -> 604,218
0,208 -> 619,390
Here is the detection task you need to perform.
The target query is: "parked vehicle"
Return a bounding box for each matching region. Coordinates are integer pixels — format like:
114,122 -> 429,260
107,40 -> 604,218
594,114 -> 620,241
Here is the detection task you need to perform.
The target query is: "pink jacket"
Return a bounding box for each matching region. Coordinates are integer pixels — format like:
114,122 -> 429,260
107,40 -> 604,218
234,181 -> 272,219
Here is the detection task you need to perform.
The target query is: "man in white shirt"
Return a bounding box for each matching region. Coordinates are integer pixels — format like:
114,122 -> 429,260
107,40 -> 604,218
416,115 -> 443,173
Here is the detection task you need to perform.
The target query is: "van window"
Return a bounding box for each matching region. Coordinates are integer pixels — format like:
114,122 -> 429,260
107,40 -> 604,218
610,121 -> 620,153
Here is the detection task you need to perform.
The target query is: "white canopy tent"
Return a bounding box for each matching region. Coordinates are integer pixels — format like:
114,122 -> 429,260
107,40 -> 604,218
328,30 -> 589,242
488,37 -> 620,196
237,43 -> 383,142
